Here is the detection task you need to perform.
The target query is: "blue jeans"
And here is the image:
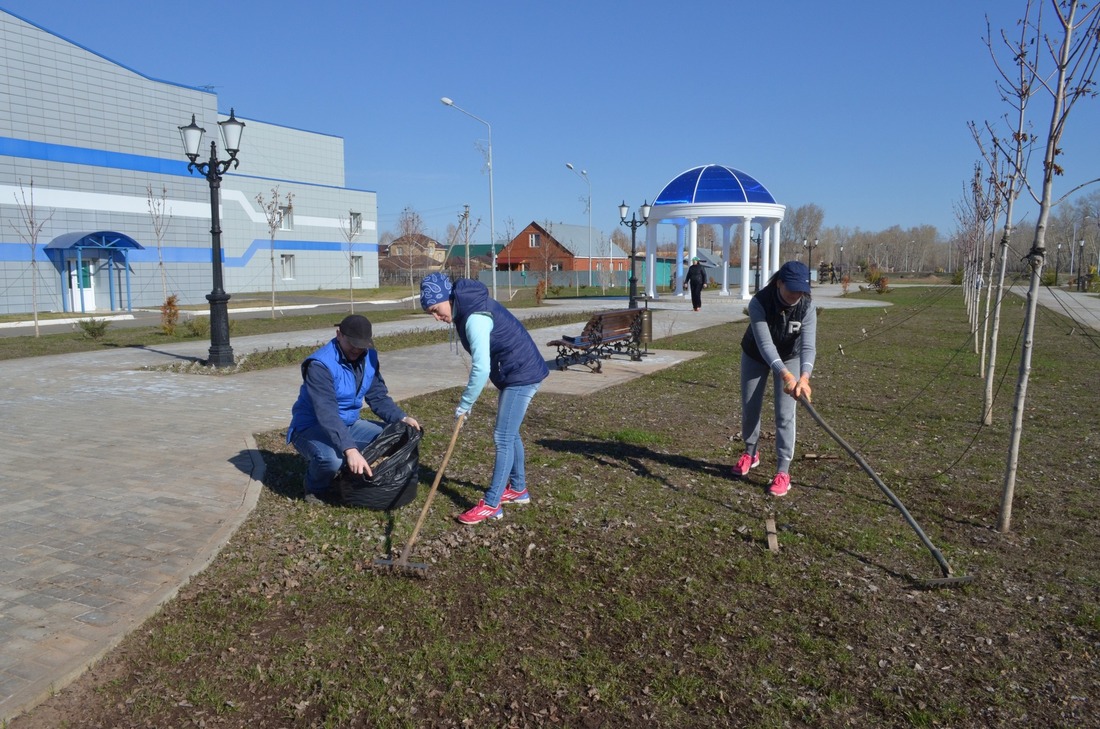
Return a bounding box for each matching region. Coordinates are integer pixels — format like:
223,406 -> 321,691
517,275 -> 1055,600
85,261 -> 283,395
484,382 -> 541,507
292,419 -> 384,493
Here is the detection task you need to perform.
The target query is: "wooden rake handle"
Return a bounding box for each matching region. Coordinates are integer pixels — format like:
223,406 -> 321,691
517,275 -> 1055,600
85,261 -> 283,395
398,413 -> 466,565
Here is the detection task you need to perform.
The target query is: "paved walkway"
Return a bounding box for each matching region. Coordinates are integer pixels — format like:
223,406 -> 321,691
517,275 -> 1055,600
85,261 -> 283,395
0,283 -> 1094,722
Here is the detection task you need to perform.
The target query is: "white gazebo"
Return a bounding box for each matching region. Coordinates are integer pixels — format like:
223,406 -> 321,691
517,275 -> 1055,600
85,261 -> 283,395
644,164 -> 785,300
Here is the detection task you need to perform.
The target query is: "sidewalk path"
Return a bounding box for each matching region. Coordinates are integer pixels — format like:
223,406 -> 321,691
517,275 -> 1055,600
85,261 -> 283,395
0,284 -> 1002,722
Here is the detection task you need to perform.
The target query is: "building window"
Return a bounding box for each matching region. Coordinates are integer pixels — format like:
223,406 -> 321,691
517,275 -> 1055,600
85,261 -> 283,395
280,254 -> 295,280
350,212 -> 362,235
550,262 -> 562,272
279,205 -> 294,231
529,233 -> 540,248
352,255 -> 363,279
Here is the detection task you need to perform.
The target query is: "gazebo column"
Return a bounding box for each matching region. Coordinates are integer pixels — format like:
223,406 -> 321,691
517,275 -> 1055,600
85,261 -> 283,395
687,217 -> 698,267
739,216 -> 752,300
720,223 -> 732,295
645,222 -> 658,299
771,220 -> 782,274
761,225 -> 772,286
675,224 -> 686,296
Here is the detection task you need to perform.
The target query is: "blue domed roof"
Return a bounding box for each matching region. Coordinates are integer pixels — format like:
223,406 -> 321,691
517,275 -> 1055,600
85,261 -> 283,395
654,164 -> 776,206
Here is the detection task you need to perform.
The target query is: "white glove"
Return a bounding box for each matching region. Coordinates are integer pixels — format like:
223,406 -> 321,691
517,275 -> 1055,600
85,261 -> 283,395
455,407 -> 469,422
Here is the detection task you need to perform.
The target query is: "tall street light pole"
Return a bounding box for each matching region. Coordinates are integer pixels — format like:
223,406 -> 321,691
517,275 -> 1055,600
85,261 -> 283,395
566,163 -> 594,291
619,200 -> 651,309
441,97 -> 497,300
1079,238 -> 1086,292
803,238 -> 819,285
178,109 -> 245,368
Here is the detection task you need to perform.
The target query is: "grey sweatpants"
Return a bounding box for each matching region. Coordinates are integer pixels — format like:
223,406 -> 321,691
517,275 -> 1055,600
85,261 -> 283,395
740,351 -> 799,473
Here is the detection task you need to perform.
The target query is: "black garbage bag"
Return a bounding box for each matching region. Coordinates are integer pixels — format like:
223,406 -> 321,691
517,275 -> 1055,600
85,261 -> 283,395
335,421 -> 422,510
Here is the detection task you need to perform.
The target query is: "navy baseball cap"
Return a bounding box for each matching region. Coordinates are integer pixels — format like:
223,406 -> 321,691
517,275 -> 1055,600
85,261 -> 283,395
777,261 -> 811,293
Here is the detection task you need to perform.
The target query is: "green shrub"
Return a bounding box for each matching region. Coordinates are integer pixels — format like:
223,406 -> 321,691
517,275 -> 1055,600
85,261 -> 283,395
76,318 -> 110,340
185,316 -> 210,338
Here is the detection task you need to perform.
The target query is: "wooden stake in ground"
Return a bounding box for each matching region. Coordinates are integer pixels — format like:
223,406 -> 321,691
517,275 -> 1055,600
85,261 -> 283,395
765,513 -> 779,553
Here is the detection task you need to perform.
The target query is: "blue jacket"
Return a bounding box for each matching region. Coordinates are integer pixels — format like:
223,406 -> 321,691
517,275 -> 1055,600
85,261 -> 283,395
452,279 -> 548,389
286,339 -> 405,449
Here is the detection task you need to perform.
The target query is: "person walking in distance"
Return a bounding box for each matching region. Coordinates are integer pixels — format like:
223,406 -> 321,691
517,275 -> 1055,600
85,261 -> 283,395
731,261 -> 817,496
685,257 -> 708,311
420,273 -> 549,524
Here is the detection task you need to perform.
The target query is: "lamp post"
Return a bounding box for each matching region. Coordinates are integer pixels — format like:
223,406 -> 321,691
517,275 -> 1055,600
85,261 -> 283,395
803,238 -> 819,285
441,97 -> 498,300
1079,239 -> 1087,292
751,228 -> 762,291
566,163 -> 595,291
1056,243 -> 1062,286
839,245 -> 845,280
178,109 -> 245,368
619,200 -> 651,309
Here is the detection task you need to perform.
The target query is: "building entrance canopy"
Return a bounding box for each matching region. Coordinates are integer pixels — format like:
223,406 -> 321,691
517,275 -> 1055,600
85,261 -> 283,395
45,231 -> 145,313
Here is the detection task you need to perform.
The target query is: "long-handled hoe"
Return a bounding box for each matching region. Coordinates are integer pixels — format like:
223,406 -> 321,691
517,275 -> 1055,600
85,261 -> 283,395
797,395 -> 973,589
373,414 -> 466,578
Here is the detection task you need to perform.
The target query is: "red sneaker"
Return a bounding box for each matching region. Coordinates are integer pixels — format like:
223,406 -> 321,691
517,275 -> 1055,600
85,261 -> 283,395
457,499 -> 503,525
768,472 -> 791,497
732,452 -> 760,477
500,486 -> 530,505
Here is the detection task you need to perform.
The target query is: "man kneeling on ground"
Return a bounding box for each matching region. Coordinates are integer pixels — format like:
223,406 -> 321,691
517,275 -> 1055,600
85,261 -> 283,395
287,314 -> 420,504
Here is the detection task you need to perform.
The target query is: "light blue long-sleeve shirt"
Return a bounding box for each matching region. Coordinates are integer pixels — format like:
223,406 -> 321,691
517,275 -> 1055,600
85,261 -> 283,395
457,312 -> 494,413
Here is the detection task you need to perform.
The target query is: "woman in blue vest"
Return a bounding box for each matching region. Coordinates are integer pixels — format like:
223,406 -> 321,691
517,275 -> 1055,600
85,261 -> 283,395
420,273 -> 549,524
287,315 -> 420,504
732,261 -> 817,496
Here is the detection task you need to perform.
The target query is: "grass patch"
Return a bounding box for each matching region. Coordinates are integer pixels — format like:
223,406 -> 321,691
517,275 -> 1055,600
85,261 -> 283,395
13,286 -> 1100,728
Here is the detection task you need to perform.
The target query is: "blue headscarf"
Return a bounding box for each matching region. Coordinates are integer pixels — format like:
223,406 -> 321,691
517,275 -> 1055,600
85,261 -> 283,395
420,272 -> 454,310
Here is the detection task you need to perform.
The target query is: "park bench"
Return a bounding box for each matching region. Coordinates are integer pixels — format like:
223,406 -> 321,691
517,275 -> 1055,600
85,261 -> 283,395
546,308 -> 644,373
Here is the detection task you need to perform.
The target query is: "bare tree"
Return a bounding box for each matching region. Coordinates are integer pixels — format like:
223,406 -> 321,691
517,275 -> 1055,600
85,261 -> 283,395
984,0 -> 1100,532
338,210 -> 361,313
9,179 -> 54,337
394,206 -> 429,291
146,184 -> 173,303
782,203 -> 825,261
256,186 -> 294,318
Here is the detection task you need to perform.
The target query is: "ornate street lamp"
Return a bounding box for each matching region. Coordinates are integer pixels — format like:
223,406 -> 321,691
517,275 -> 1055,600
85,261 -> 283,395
178,109 -> 245,368
803,238 -> 819,284
441,97 -> 498,300
619,200 -> 651,309
751,228 -> 762,291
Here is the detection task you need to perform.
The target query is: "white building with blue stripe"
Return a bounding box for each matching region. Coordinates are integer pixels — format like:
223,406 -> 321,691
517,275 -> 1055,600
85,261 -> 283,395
0,8 -> 378,316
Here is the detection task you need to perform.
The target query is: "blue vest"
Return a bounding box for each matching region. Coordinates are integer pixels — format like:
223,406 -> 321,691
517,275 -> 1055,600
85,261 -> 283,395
741,283 -> 813,364
288,339 -> 377,437
452,279 -> 549,389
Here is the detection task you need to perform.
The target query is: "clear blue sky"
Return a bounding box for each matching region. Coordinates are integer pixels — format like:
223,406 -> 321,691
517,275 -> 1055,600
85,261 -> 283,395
4,1 -> 1098,245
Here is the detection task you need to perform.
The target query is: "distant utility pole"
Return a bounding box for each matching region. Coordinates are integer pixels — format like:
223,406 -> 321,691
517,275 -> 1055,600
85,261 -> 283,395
462,205 -> 471,279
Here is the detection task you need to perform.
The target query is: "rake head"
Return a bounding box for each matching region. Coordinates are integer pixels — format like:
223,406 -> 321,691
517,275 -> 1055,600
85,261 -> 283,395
372,555 -> 429,579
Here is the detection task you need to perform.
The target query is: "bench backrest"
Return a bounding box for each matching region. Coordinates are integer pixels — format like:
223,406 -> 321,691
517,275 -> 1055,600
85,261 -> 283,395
581,308 -> 640,342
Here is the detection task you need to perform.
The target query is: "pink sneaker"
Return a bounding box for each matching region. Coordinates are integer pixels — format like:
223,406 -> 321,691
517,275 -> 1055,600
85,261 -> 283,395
499,485 -> 530,505
768,472 -> 791,497
457,499 -> 503,525
732,452 -> 760,477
